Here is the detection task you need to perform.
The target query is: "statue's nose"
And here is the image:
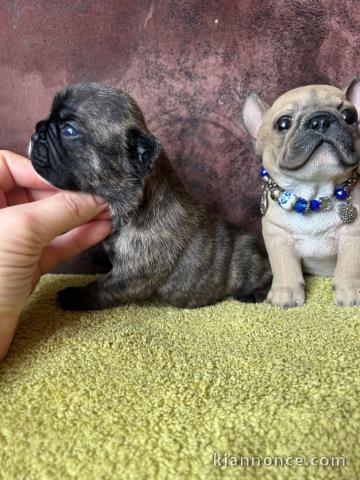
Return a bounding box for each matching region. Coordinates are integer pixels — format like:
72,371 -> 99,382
306,111 -> 338,133
310,116 -> 330,132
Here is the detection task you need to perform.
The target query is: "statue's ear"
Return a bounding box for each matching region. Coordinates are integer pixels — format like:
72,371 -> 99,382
127,129 -> 161,177
343,76 -> 360,113
242,93 -> 269,140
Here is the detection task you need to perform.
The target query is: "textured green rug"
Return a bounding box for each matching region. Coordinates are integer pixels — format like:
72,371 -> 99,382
0,275 -> 359,480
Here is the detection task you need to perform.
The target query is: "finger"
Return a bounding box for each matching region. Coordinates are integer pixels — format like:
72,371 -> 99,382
28,189 -> 110,219
5,187 -> 30,206
0,150 -> 58,193
19,190 -> 109,242
93,209 -> 111,220
27,189 -> 58,202
2,188 -> 57,207
0,190 -> 7,208
39,220 -> 111,273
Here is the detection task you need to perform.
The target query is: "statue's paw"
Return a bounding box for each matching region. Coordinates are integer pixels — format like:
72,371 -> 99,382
266,285 -> 305,308
335,285 -> 360,306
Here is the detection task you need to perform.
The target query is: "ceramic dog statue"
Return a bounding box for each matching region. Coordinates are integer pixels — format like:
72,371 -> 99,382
243,77 -> 360,307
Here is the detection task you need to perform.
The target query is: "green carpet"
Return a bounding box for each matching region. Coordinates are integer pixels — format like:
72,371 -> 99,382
0,275 -> 359,480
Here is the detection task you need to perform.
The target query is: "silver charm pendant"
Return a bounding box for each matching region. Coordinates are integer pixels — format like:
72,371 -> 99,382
337,201 -> 358,224
260,188 -> 268,216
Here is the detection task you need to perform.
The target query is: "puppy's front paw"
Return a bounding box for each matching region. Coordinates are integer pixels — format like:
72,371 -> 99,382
57,286 -> 90,311
266,285 -> 305,308
335,286 -> 360,306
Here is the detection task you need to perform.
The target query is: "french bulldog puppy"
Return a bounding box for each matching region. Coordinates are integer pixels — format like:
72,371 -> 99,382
243,77 -> 360,307
30,83 -> 271,310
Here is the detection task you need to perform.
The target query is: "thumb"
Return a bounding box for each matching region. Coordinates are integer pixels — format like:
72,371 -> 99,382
22,191 -> 109,243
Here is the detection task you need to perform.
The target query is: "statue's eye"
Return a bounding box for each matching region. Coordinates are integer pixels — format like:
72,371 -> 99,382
62,123 -> 79,138
275,116 -> 292,132
341,108 -> 358,125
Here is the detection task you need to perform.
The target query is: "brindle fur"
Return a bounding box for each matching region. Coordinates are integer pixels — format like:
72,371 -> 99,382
31,83 -> 271,310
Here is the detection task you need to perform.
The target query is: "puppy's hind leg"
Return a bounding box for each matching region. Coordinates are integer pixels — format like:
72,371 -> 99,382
230,233 -> 273,304
235,267 -> 272,303
57,272 -> 156,311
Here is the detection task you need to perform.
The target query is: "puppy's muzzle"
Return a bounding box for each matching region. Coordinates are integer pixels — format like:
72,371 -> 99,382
34,120 -> 48,140
305,111 -> 338,133
31,120 -> 49,166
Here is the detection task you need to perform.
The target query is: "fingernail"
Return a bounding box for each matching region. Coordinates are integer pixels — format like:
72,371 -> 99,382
94,194 -> 107,205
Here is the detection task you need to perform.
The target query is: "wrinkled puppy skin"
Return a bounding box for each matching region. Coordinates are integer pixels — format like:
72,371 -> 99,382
243,77 -> 360,308
30,83 -> 271,310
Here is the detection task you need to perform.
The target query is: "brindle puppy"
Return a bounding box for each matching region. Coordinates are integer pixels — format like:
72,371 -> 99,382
30,83 -> 271,310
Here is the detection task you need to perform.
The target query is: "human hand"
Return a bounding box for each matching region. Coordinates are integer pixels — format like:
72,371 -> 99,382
0,150 -> 111,360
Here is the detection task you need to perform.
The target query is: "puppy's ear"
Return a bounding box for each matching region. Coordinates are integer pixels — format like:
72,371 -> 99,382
127,129 -> 161,177
343,76 -> 360,112
242,93 -> 269,140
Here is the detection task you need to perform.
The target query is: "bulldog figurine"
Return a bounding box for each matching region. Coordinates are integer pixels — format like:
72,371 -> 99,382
243,77 -> 360,307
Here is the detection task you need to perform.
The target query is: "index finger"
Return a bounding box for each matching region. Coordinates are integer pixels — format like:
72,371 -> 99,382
0,150 -> 58,193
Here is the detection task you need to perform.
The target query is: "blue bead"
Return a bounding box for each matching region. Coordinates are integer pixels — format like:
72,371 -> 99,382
334,188 -> 347,200
259,167 -> 268,177
310,199 -> 320,211
294,197 -> 307,213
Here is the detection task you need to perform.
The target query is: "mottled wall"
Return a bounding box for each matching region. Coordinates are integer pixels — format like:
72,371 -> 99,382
1,0 -> 360,244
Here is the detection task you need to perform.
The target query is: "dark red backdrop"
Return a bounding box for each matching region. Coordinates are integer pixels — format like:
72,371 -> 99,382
1,0 -> 359,267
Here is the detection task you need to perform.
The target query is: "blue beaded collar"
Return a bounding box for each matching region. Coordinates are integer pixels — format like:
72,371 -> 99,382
259,166 -> 360,221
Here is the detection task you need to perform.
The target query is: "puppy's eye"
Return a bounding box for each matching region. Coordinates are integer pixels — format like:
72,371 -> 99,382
341,108 -> 358,125
275,116 -> 292,132
62,123 -> 79,138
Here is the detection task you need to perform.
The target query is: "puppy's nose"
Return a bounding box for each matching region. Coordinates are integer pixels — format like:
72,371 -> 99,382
306,111 -> 338,133
35,120 -> 48,141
